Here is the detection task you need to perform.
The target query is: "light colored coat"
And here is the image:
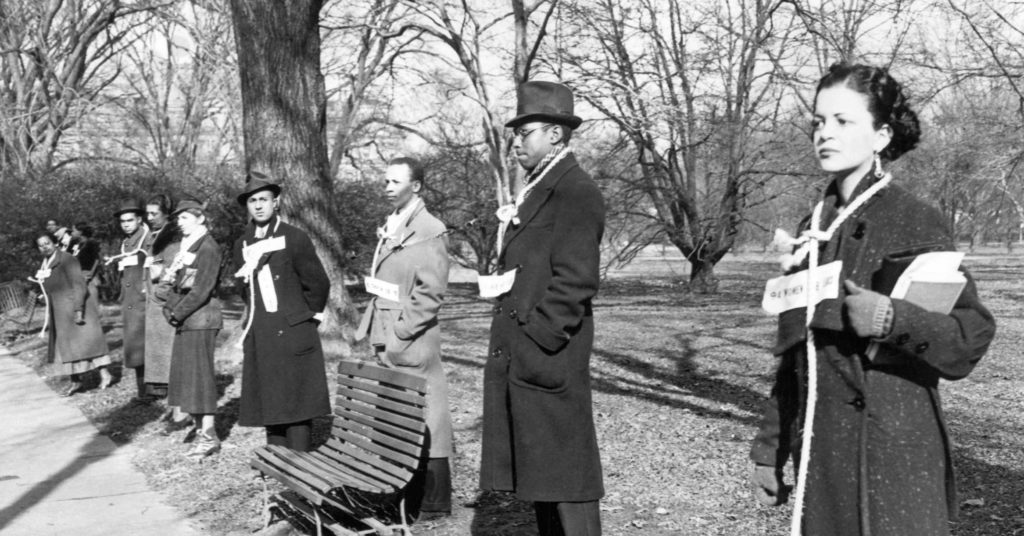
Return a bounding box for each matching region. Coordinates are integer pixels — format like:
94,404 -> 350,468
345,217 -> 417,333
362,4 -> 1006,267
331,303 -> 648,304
41,250 -> 110,364
356,201 -> 452,458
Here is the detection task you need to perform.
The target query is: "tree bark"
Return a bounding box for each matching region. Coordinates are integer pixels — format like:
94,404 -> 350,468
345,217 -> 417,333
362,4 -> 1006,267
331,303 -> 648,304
229,0 -> 357,350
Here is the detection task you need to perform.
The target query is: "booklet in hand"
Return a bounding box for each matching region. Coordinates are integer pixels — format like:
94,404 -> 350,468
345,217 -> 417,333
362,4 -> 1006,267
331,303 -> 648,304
871,250 -> 966,315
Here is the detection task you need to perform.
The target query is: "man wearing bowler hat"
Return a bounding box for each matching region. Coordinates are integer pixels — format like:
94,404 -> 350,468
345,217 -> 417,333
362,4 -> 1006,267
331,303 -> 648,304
479,80 -> 606,535
112,199 -> 151,401
233,171 -> 331,452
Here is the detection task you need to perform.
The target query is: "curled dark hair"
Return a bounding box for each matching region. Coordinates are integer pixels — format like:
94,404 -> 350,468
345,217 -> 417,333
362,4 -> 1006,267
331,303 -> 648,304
388,156 -> 426,187
147,193 -> 173,216
73,222 -> 94,238
816,62 -> 921,161
33,232 -> 57,248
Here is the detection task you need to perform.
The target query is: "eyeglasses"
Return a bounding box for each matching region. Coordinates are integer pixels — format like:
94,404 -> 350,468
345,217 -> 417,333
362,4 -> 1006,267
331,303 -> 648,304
512,124 -> 552,139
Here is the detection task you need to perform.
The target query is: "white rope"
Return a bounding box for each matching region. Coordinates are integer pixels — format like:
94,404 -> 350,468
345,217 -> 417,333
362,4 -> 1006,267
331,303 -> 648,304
106,224 -> 150,266
494,146 -> 571,254
234,220 -> 280,347
29,254 -> 56,339
788,173 -> 891,536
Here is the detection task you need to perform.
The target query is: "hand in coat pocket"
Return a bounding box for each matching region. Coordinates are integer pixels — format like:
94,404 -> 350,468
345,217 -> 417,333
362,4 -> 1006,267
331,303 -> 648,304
509,324 -> 568,392
385,325 -> 419,367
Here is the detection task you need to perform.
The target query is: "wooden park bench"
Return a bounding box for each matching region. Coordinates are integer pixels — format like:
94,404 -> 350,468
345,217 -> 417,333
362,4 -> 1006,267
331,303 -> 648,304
251,360 -> 429,536
0,280 -> 35,328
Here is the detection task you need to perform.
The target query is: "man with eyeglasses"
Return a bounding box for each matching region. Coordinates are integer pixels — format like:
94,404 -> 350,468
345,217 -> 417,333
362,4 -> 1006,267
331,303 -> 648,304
480,80 -> 606,535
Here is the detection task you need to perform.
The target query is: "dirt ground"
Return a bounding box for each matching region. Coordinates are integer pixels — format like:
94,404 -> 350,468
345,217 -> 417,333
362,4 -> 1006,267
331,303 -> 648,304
3,248 -> 1022,535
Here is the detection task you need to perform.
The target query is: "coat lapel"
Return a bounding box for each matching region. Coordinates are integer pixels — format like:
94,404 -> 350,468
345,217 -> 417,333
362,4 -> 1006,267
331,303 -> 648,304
375,202 -> 425,270
501,155 -> 578,256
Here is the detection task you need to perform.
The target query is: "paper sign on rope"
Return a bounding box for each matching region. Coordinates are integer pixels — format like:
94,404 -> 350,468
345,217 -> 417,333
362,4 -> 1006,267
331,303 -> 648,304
118,255 -> 139,270
761,260 -> 843,315
478,270 -> 517,299
364,276 -> 400,302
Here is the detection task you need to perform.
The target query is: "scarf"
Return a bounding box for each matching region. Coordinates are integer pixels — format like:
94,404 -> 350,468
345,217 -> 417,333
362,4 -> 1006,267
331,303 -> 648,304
162,226 -> 208,284
494,146 -> 572,254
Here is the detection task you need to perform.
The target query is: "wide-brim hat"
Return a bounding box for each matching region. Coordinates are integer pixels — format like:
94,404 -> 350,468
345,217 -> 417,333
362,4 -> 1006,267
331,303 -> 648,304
172,197 -> 207,217
113,199 -> 145,218
505,81 -> 583,129
237,170 -> 282,206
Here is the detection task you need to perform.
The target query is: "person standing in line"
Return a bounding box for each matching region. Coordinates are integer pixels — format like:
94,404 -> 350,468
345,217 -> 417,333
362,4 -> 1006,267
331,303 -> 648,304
112,200 -> 150,401
143,195 -> 180,403
163,198 -> 223,460
479,81 -> 605,535
749,63 -> 996,535
70,222 -> 102,288
32,233 -> 114,396
354,157 -> 454,519
233,172 -> 330,452
45,220 -> 60,236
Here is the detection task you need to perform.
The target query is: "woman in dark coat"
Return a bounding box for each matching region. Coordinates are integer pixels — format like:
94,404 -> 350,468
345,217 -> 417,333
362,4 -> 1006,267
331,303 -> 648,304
143,194 -> 180,399
32,232 -> 113,396
750,63 -> 996,536
163,198 -> 223,460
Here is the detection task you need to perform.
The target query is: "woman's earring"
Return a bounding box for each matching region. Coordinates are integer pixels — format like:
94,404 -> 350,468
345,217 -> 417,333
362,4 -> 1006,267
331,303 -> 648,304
874,152 -> 885,179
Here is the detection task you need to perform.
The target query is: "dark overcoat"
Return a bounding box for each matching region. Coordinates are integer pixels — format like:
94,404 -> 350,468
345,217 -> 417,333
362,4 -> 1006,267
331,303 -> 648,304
750,175 -> 996,536
355,202 -> 453,458
233,217 -> 331,427
41,250 -> 109,364
165,233 -> 223,331
480,153 -> 606,503
119,226 -> 148,368
143,225 -> 180,384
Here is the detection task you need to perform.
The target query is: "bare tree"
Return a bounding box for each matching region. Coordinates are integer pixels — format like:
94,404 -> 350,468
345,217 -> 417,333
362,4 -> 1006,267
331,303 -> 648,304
559,0 -> 801,292
0,0 -> 163,175
229,0 -> 358,338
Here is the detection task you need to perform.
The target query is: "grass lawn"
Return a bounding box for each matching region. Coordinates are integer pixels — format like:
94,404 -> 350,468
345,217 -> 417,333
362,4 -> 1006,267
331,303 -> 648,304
3,248 -> 1023,535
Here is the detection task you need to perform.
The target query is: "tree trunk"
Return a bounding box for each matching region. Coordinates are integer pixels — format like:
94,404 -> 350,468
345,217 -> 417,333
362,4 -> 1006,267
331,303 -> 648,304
689,257 -> 720,294
229,0 -> 356,354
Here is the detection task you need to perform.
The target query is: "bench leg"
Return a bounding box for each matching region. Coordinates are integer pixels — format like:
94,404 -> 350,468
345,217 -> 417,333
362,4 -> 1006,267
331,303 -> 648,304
260,476 -> 274,528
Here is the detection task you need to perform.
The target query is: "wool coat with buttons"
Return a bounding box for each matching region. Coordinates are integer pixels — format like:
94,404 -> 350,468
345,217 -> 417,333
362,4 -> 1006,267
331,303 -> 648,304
119,226 -> 148,368
42,249 -> 110,364
750,174 -> 996,536
233,216 -> 331,427
480,153 -> 606,503
355,202 -> 453,459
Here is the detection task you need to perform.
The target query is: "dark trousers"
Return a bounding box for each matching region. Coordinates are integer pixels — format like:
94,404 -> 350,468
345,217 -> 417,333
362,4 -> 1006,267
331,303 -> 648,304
266,420 -> 312,452
407,457 -> 452,514
134,365 -> 146,397
534,501 -> 601,536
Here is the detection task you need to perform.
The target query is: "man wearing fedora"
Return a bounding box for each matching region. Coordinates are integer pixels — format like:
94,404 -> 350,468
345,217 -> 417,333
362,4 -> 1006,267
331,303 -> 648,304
233,171 -> 331,452
114,199 -> 151,400
479,80 -> 605,535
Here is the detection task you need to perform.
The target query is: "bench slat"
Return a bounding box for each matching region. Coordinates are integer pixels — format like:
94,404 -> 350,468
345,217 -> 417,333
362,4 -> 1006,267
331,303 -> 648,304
309,450 -> 392,493
332,429 -> 420,471
335,387 -> 423,420
332,408 -> 424,444
251,458 -> 325,507
322,437 -> 411,489
256,447 -> 336,493
335,375 -> 425,406
333,399 -> 426,433
264,446 -> 361,491
338,360 -> 427,392
332,420 -> 424,459
276,447 -> 374,491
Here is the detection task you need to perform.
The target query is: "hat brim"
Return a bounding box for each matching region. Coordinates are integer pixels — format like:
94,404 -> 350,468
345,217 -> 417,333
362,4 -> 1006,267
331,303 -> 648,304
113,207 -> 144,218
505,113 -> 582,129
237,184 -> 282,206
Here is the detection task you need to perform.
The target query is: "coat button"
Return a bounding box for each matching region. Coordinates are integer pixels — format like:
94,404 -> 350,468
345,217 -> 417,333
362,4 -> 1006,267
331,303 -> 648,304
274,274 -> 279,280
493,304 -> 502,315
491,348 -> 503,358
125,283 -> 131,288
895,333 -> 910,345
277,330 -> 284,336
849,397 -> 865,411
508,308 -> 518,319
915,342 -> 929,354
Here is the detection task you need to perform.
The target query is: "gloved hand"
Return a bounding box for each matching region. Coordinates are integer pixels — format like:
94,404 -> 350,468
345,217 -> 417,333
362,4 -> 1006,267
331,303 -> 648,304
751,464 -> 789,506
163,307 -> 181,328
843,280 -> 892,338
74,310 -> 85,325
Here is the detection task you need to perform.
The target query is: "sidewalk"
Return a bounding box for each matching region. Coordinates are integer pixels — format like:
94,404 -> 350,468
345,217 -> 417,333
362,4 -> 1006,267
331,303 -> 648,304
0,347 -> 204,535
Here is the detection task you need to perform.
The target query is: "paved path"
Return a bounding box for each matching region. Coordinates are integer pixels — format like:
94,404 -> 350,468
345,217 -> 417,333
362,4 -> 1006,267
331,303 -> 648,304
0,347 -> 204,535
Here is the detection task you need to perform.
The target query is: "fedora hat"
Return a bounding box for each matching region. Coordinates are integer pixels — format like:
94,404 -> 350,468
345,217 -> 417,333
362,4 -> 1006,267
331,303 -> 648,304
237,170 -> 282,206
506,81 -> 583,129
172,197 -> 207,217
113,199 -> 144,218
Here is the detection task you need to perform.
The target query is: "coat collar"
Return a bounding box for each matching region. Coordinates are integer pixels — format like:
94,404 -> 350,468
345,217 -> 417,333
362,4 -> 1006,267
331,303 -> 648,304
245,215 -> 282,241
500,154 -> 578,255
375,202 -> 429,271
